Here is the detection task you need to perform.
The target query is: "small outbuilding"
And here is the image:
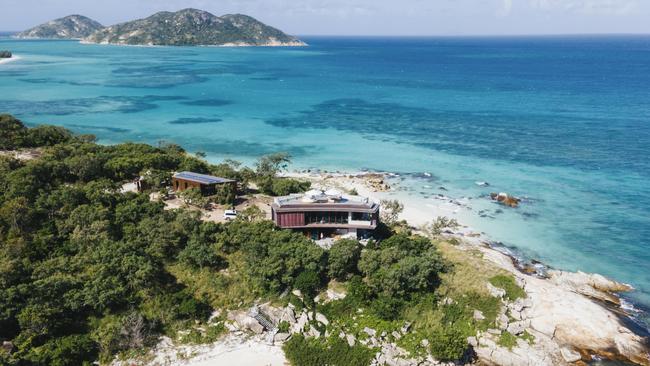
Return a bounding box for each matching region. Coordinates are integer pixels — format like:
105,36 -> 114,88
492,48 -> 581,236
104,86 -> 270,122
172,171 -> 236,196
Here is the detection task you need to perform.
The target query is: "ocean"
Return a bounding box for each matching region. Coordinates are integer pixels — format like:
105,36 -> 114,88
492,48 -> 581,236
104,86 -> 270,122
1,35 -> 649,327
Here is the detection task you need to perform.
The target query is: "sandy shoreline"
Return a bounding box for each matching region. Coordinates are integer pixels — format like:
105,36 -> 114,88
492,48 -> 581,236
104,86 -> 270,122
0,55 -> 21,65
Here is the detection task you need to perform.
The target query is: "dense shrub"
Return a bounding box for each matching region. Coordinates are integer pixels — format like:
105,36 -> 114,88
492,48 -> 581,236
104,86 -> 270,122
269,178 -> 311,196
294,270 -> 321,298
283,334 -> 375,366
428,327 -> 468,361
358,234 -> 446,298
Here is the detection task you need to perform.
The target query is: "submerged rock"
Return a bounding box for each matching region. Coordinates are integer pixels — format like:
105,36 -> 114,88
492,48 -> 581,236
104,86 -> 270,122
490,192 -> 521,208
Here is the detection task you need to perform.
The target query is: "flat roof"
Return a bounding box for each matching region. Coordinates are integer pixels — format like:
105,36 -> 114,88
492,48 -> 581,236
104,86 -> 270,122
173,171 -> 235,185
272,192 -> 379,213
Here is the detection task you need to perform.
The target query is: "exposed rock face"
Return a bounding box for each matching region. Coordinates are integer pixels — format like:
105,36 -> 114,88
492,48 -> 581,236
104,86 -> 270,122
547,270 -> 633,305
16,15 -> 103,39
83,9 -> 305,46
478,246 -> 650,366
0,50 -> 11,58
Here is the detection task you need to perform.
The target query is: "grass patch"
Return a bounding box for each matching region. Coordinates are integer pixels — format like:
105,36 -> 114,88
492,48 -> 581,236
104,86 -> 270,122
521,330 -> 535,345
489,275 -> 526,301
497,331 -> 518,349
167,253 -> 260,310
283,334 -> 375,366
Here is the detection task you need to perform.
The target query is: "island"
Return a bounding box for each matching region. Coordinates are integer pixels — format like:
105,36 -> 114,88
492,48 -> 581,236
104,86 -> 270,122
83,9 -> 305,46
1,113 -> 648,366
14,14 -> 103,39
0,51 -> 11,58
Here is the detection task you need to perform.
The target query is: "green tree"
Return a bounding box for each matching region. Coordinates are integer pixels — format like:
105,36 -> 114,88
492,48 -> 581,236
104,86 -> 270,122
379,199 -> 404,226
358,234 -> 445,298
0,114 -> 27,150
327,239 -> 361,280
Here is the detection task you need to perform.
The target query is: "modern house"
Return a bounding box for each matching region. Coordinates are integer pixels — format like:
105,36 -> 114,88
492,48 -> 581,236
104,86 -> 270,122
172,171 -> 236,196
271,189 -> 380,240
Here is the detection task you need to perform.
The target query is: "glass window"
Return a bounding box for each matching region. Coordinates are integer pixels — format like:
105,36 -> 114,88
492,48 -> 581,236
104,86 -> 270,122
352,212 -> 371,221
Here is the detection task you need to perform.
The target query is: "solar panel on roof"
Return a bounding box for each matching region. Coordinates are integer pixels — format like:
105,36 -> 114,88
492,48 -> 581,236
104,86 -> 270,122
173,171 -> 235,185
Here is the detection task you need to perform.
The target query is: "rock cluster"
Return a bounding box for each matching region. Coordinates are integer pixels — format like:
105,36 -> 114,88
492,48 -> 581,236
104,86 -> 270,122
489,192 -> 520,207
0,50 -> 11,58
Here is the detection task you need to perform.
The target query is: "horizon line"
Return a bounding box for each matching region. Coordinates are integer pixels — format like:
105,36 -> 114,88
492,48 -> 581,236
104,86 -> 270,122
2,31 -> 650,38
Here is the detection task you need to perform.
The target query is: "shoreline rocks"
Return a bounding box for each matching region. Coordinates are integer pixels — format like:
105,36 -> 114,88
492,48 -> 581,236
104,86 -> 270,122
0,50 -> 12,59
490,192 -> 520,208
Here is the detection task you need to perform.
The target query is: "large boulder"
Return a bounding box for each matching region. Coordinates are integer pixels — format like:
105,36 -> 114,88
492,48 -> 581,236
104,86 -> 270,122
226,310 -> 264,334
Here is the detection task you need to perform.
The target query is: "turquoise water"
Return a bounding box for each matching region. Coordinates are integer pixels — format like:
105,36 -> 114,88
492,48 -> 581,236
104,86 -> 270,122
1,36 -> 649,326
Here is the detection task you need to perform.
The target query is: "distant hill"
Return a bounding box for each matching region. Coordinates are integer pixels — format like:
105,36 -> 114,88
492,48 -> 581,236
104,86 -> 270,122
15,15 -> 103,39
83,9 -> 305,47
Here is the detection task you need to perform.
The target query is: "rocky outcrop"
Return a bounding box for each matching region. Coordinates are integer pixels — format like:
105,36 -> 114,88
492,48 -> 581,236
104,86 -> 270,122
0,50 -> 11,58
547,270 -> 633,305
16,15 -> 103,39
83,9 -> 305,46
477,245 -> 650,366
489,192 -> 520,208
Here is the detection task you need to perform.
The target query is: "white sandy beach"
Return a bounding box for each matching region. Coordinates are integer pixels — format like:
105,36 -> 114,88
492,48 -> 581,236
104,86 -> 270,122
284,171 -> 481,235
116,333 -> 287,366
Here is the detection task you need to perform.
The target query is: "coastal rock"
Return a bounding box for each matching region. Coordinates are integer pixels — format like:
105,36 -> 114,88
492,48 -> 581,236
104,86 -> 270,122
547,270 -> 632,305
476,332 -> 564,366
560,347 -> 582,363
0,50 -> 11,59
478,246 -> 650,366
489,192 -> 520,208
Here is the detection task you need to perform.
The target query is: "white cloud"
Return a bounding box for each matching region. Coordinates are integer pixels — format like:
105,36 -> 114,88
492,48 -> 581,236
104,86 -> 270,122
529,0 -> 637,15
497,0 -> 514,16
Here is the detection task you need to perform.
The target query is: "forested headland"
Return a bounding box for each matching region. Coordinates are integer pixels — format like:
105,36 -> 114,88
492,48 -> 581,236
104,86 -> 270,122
0,114 -> 527,366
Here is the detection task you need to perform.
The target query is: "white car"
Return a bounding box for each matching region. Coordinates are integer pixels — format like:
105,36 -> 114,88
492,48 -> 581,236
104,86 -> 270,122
223,209 -> 237,220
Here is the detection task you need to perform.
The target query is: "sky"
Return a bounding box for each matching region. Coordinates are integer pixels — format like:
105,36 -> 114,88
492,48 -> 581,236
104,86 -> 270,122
1,0 -> 650,35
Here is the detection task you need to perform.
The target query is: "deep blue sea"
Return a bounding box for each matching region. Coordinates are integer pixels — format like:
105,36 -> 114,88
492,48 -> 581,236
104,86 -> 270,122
1,35 -> 649,326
